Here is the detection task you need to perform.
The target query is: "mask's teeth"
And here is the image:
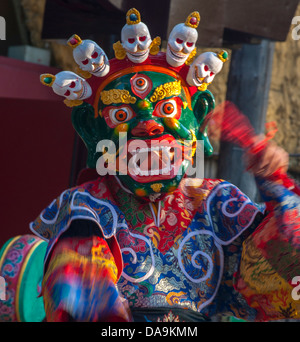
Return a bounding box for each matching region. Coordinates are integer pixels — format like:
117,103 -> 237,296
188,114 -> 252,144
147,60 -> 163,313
128,146 -> 177,176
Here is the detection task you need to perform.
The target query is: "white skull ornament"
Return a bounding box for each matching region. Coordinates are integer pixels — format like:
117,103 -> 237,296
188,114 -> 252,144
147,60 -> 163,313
68,35 -> 110,77
186,51 -> 228,89
121,8 -> 152,63
40,71 -> 92,102
166,12 -> 200,67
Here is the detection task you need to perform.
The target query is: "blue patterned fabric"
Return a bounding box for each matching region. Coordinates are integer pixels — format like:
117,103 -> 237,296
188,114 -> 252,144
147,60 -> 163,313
30,177 -> 267,321
30,187 -> 126,271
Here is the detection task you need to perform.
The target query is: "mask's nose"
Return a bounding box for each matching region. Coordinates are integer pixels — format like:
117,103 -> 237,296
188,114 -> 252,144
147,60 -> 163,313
131,120 -> 164,137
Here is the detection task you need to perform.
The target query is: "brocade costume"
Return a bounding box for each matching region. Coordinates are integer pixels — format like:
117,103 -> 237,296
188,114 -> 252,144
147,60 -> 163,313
30,173 -> 300,322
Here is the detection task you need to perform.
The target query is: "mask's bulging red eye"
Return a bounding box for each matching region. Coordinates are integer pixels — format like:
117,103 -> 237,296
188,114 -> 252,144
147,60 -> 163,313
176,38 -> 183,44
82,59 -> 89,65
103,105 -> 136,128
139,36 -> 146,42
128,38 -> 135,44
91,51 -> 98,58
153,98 -> 182,120
163,102 -> 175,115
115,109 -> 128,122
69,81 -> 76,88
210,71 -> 214,76
64,90 -> 71,96
187,42 -> 194,47
204,65 -> 209,72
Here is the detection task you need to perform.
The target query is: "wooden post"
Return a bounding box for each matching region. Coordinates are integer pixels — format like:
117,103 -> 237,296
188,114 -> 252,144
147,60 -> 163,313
217,39 -> 275,200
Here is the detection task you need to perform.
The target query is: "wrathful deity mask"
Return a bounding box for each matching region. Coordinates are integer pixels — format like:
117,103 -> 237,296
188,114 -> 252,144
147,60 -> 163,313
71,61 -> 215,198
40,8 -> 227,198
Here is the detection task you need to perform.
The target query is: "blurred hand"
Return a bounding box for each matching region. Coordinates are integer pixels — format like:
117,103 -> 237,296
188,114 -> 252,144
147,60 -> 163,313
245,141 -> 289,178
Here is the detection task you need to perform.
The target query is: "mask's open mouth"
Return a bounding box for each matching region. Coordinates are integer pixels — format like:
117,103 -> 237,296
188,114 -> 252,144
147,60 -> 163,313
117,134 -> 193,183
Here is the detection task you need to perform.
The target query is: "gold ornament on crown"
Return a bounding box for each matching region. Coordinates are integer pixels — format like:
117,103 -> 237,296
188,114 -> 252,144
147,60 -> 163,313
100,89 -> 137,105
217,50 -> 229,63
113,41 -> 127,60
150,80 -> 181,102
126,8 -> 141,25
67,34 -> 83,49
63,99 -> 84,107
149,37 -> 161,55
185,47 -> 197,65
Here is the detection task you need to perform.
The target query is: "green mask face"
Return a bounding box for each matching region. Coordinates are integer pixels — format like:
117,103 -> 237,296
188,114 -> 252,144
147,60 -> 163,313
72,65 -> 215,198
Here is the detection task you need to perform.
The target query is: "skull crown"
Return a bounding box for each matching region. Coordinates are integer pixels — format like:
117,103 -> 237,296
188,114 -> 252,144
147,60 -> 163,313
40,8 -> 228,107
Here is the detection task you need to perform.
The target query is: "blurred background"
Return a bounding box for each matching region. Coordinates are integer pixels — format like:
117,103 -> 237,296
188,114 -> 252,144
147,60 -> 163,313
0,0 -> 300,248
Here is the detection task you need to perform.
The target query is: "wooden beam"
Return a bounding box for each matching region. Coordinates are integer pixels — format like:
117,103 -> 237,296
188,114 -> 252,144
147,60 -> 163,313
224,0 -> 299,42
41,0 -> 299,46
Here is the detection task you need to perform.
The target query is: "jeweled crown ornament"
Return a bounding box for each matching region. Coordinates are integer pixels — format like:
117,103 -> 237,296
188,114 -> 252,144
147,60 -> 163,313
185,11 -> 201,28
126,7 -> 141,24
217,50 -> 229,63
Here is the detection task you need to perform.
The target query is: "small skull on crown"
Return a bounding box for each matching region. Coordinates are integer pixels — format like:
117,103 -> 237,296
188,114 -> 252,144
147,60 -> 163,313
113,8 -> 161,62
67,34 -> 110,78
166,11 -> 200,67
